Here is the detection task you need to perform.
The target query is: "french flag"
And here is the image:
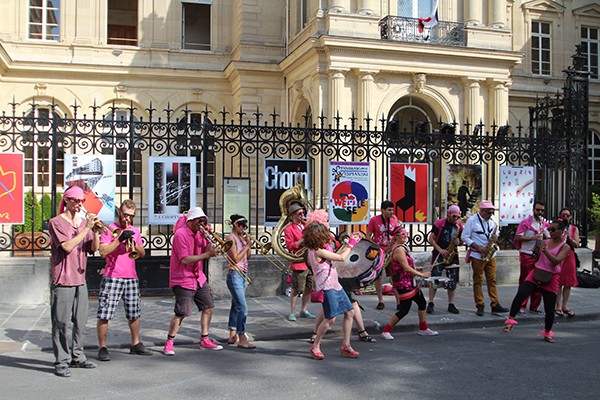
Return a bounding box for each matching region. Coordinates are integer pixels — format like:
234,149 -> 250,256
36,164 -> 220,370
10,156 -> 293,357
418,0 -> 439,33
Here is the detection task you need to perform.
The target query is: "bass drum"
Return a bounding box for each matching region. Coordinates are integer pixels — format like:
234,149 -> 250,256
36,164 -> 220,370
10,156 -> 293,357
333,238 -> 384,290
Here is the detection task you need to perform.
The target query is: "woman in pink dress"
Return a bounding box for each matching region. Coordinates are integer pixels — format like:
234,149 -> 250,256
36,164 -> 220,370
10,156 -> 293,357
503,218 -> 571,343
555,208 -> 579,317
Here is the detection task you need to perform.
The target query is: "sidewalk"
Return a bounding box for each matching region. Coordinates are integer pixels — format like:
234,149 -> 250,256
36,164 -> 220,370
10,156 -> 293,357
1,285 -> 600,354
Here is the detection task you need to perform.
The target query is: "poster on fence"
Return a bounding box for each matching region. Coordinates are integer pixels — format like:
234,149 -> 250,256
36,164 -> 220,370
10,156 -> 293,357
264,159 -> 310,226
446,164 -> 483,217
64,154 -> 115,223
223,177 -> 250,233
499,166 -> 536,226
389,163 -> 429,223
148,156 -> 196,225
328,161 -> 370,226
0,152 -> 24,224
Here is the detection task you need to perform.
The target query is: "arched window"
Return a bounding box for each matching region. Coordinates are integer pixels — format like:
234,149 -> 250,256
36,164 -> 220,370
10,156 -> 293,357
176,112 -> 215,188
22,107 -> 64,188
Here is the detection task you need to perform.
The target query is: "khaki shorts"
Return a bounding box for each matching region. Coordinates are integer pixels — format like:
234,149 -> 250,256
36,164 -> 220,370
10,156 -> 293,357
291,270 -> 313,293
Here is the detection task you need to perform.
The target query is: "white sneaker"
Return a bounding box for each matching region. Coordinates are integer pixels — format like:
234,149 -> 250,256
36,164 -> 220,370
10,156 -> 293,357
418,328 -> 439,336
381,332 -> 394,340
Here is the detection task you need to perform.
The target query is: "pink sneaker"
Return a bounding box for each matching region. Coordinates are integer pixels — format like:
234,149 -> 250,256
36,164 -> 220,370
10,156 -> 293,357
199,337 -> 223,351
418,328 -> 439,336
163,340 -> 175,356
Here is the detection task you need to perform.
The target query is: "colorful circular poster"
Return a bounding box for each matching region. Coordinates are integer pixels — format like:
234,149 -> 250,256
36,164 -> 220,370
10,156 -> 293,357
330,181 -> 369,223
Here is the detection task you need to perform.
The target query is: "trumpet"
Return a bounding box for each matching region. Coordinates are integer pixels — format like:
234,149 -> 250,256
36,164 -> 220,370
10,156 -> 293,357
225,221 -> 288,273
199,225 -> 252,285
85,212 -> 121,238
125,238 -> 140,259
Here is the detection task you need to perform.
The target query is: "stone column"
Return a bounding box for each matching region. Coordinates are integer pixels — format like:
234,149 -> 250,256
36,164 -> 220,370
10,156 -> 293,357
464,0 -> 481,26
357,71 -> 375,126
329,69 -> 346,122
489,80 -> 510,126
329,0 -> 350,13
463,79 -> 482,128
357,0 -> 379,16
489,0 -> 506,28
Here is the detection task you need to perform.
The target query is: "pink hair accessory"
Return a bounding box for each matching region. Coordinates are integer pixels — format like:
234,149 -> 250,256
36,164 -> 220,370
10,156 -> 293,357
305,209 -> 329,227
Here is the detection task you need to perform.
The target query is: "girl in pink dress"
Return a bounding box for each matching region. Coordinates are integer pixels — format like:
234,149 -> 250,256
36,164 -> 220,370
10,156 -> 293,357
304,221 -> 361,360
503,218 -> 571,343
555,208 -> 579,317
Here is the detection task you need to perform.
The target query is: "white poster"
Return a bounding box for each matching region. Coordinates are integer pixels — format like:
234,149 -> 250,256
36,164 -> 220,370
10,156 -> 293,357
328,161 -> 370,226
148,156 -> 196,225
64,154 -> 115,223
223,177 -> 250,233
499,166 -> 535,226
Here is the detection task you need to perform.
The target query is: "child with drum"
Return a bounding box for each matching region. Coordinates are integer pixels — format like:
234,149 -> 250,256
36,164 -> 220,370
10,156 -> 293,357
303,220 -> 362,360
381,225 -> 439,339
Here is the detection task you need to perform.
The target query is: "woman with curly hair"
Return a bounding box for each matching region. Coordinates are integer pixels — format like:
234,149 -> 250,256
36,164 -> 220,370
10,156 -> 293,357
303,221 -> 361,360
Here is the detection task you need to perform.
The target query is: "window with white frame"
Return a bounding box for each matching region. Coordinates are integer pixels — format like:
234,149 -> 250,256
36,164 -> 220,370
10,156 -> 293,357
397,0 -> 434,18
107,0 -> 138,46
23,107 -> 64,187
531,21 -> 551,76
176,113 -> 215,188
298,0 -> 308,30
101,110 -> 142,188
28,0 -> 60,41
581,27 -> 599,80
589,130 -> 600,186
182,1 -> 211,51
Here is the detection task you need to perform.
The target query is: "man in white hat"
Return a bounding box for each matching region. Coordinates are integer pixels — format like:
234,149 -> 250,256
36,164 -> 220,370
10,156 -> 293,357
283,201 -> 316,321
163,207 -> 222,355
461,200 -> 509,316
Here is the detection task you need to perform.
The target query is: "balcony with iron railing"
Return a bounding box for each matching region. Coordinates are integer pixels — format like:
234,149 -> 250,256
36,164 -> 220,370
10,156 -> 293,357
379,16 -> 465,47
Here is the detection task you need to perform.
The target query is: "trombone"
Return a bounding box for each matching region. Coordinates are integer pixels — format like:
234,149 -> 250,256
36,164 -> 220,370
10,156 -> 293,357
225,221 -> 288,273
199,225 -> 252,285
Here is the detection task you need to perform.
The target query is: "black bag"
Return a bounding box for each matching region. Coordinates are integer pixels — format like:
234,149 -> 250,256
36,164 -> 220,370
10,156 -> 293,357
576,269 -> 600,289
533,268 -> 553,285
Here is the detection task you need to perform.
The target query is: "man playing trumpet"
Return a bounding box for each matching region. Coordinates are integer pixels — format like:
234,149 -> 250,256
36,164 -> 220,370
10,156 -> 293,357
97,199 -> 150,361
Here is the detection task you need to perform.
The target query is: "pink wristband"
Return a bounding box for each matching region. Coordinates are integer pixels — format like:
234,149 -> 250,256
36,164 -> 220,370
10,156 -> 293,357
347,238 -> 358,248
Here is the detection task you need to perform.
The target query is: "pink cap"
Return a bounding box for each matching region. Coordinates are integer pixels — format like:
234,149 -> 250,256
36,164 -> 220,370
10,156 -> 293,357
448,204 -> 461,214
479,200 -> 497,210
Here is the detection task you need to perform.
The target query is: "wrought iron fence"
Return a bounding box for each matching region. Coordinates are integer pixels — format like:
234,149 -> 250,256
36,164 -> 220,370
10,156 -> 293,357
379,15 -> 465,47
0,102 -> 581,257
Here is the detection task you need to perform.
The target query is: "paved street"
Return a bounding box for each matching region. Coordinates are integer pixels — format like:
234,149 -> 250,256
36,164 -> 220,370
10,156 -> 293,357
1,285 -> 600,399
1,319 -> 599,400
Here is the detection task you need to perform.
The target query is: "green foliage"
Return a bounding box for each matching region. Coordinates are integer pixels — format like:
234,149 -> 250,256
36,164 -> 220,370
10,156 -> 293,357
589,192 -> 600,234
13,191 -> 63,233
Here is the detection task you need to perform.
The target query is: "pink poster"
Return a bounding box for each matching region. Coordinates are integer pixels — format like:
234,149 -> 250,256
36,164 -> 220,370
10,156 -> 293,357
0,153 -> 24,224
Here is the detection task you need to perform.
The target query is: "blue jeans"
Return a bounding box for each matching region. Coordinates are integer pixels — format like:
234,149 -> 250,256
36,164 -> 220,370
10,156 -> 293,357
226,271 -> 248,334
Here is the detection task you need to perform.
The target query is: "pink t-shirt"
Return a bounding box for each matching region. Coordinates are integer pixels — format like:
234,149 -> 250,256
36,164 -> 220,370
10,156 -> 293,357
100,223 -> 142,278
170,224 -> 208,290
49,215 -> 96,286
226,233 -> 249,273
308,245 -> 342,291
367,214 -> 399,250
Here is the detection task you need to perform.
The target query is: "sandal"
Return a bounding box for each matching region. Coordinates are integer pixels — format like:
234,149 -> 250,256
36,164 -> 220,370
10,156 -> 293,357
555,309 -> 564,317
503,318 -> 518,332
310,345 -> 324,360
308,332 -> 316,344
340,343 -> 359,358
563,308 -> 575,317
541,330 -> 556,343
358,330 -> 376,343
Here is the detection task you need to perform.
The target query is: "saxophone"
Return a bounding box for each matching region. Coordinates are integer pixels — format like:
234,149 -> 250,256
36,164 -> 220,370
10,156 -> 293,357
441,215 -> 468,265
482,226 -> 500,263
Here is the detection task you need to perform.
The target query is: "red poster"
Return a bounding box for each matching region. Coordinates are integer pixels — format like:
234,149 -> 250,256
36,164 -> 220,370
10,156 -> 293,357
0,153 -> 25,224
389,163 -> 429,224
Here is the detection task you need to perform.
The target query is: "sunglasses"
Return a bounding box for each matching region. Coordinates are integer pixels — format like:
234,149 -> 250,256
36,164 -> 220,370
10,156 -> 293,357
120,210 -> 135,218
396,231 -> 409,237
548,227 -> 563,232
67,197 -> 85,204
561,213 -> 571,217
534,209 -> 545,213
